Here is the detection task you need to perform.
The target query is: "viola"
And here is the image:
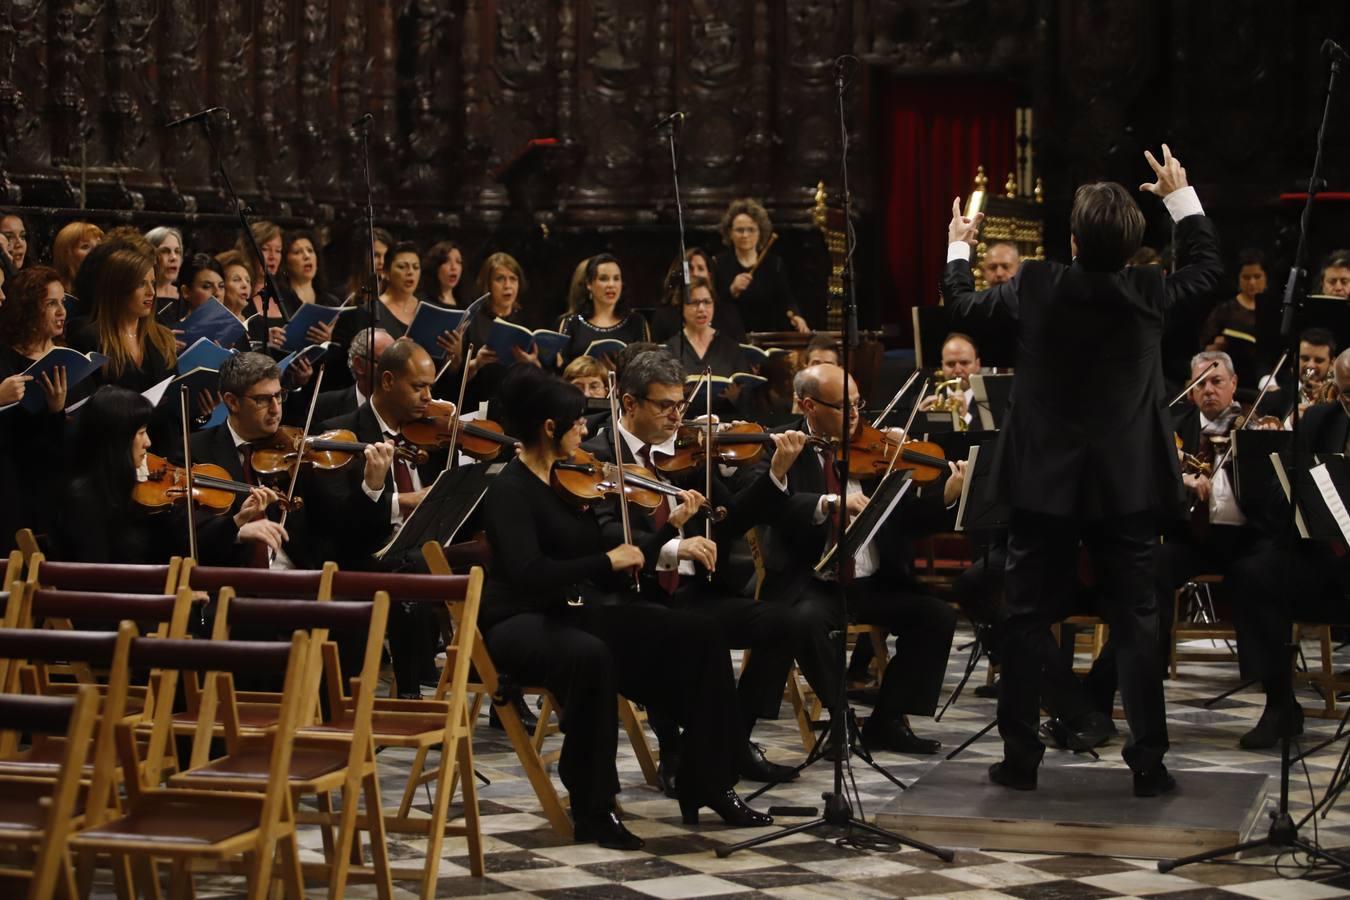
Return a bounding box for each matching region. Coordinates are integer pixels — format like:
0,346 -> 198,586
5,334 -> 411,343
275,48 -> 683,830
843,422 -> 946,483
551,449 -> 727,521
401,399 -> 519,461
653,421 -> 829,475
132,453 -> 303,514
248,425 -> 427,476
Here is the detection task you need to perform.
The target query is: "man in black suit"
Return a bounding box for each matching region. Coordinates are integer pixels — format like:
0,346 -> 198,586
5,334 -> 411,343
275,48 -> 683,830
1227,349 -> 1350,748
286,326 -> 395,427
754,364 -> 958,755
943,145 -> 1224,795
321,338 -> 446,697
584,349 -> 812,785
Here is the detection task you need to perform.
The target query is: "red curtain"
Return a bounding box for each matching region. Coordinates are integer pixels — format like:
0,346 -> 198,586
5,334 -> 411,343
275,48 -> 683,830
877,77 -> 1016,334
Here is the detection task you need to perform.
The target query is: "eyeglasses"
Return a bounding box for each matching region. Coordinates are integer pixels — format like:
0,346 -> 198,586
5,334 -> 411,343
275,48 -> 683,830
241,391 -> 284,408
683,298 -> 714,308
642,396 -> 690,417
807,395 -> 865,412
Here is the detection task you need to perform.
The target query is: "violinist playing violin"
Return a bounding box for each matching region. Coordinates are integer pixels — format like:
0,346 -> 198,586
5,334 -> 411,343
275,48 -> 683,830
177,352 -> 374,570
582,349 -> 815,789
753,363 -> 958,757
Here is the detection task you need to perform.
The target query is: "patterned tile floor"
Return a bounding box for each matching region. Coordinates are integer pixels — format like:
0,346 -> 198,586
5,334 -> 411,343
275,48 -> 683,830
93,629 -> 1350,898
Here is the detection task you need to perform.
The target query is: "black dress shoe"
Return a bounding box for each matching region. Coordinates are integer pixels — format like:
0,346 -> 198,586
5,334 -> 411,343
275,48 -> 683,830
489,696 -> 539,732
974,679 -> 1000,699
396,690 -> 423,700
1042,711 -> 1115,752
1240,700 -> 1303,751
988,761 -> 1038,791
656,747 -> 679,798
679,789 -> 772,827
861,716 -> 941,755
1133,764 -> 1177,798
574,810 -> 644,850
739,741 -> 798,783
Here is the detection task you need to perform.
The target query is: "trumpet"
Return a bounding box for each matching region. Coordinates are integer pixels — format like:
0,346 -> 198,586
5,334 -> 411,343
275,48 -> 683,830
924,376 -> 969,432
1302,369 -> 1340,406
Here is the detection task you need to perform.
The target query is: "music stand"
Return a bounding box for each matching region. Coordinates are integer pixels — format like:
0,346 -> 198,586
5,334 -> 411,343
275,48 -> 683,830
375,462 -> 494,565
969,374 -> 1014,431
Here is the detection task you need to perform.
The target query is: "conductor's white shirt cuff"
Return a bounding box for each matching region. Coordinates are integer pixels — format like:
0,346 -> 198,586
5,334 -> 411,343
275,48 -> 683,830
947,242 -> 972,263
1163,186 -> 1204,221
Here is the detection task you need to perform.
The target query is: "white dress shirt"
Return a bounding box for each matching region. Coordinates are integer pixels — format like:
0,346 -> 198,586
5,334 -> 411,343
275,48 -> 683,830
1198,412 -> 1246,527
360,404 -> 420,533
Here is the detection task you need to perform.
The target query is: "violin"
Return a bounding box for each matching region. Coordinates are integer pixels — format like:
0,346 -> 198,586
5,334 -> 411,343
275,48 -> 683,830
551,448 -> 727,521
401,399 -> 519,461
653,421 -> 829,475
132,453 -> 303,514
1175,433 -> 1213,478
844,422 -> 947,483
248,425 -> 427,476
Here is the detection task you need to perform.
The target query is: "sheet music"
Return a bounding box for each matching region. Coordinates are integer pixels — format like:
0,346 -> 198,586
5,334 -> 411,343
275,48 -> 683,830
955,445 -> 980,532
813,472 -> 913,575
1310,462 -> 1350,546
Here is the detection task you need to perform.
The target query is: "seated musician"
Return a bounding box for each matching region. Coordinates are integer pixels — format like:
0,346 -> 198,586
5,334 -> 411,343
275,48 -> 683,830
291,326 -> 395,426
919,332 -> 982,427
713,198 -> 809,334
54,385 -> 281,565
1318,249 -> 1350,298
756,363 -> 957,754
318,338 -> 448,696
1159,352 -> 1278,669
981,240 -> 1020,286
1286,327 -> 1337,423
1226,348 -> 1350,749
180,352 -> 377,571
563,355 -> 609,399
800,334 -> 840,369
583,349 -> 811,786
479,365 -> 778,849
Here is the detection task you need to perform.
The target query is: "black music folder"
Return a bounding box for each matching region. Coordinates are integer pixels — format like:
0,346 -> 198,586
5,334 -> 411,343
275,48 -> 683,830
1271,451 -> 1350,544
376,461 -> 495,562
955,440 -> 1009,533
814,469 -> 914,575
1232,429 -> 1292,509
969,373 -> 1013,431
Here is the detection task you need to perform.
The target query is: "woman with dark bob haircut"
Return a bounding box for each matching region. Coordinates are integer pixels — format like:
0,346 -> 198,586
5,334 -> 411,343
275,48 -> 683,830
477,365 -> 773,850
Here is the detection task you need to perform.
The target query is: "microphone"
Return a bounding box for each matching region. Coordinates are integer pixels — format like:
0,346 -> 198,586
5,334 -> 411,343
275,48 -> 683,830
651,111 -> 686,130
166,107 -> 224,129
352,113 -> 374,129
1324,39 -> 1349,65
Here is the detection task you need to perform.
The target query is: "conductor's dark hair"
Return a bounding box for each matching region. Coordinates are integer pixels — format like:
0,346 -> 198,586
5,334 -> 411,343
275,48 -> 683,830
68,385 -> 155,514
220,352 -> 280,398
619,349 -> 685,401
1236,248 -> 1266,269
1070,182 -> 1146,272
498,366 -> 586,453
1300,326 -> 1337,354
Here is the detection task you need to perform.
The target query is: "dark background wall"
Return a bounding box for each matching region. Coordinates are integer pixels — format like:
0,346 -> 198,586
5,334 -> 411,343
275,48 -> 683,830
1,0 -> 1347,335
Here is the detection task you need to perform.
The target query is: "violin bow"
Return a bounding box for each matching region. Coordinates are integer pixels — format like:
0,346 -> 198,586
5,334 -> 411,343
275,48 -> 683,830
278,362 -> 326,537
1209,351 -> 1289,477
883,376 -> 929,480
607,370 -> 640,593
871,369 -> 923,429
703,367 -> 715,580
1168,359 -> 1219,408
177,386 -> 199,564
443,342 -> 474,473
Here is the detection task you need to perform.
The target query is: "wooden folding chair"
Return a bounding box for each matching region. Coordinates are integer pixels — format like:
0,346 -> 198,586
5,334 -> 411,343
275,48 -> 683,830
0,687 -> 102,900
306,558 -> 487,893
423,543 -> 574,838
179,561 -> 336,600
26,554 -> 180,596
70,634 -> 312,900
171,592 -> 394,898
2,552 -> 20,592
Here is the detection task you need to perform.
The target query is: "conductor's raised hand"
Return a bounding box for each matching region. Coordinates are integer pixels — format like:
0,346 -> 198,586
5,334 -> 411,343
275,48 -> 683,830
947,197 -> 984,247
1140,143 -> 1188,198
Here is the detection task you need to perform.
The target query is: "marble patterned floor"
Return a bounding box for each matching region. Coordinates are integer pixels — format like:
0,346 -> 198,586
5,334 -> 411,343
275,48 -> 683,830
92,628 -> 1350,899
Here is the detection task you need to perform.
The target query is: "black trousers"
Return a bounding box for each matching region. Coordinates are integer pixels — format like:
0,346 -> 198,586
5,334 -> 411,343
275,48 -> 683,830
1001,509 -> 1168,774
1229,542 -> 1350,695
785,575 -> 956,721
484,603 -> 742,818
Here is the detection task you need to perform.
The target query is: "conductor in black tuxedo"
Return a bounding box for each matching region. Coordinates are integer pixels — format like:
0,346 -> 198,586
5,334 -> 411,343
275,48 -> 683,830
321,338 -> 450,696
1226,350 -> 1350,749
754,364 -> 958,755
583,349 -> 813,785
943,145 -> 1224,795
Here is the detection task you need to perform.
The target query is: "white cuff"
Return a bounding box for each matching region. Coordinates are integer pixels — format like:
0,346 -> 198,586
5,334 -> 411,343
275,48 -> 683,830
812,494 -> 837,526
769,469 -> 788,493
657,538 -> 681,571
361,480 -> 384,502
1163,186 -> 1204,221
947,242 -> 972,263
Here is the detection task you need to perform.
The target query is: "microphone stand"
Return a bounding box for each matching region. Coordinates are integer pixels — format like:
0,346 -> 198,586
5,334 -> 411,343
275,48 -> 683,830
718,56 -> 952,863
180,107 -> 290,324
1159,40 -> 1350,876
355,115 -> 379,396
657,114 -> 692,305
